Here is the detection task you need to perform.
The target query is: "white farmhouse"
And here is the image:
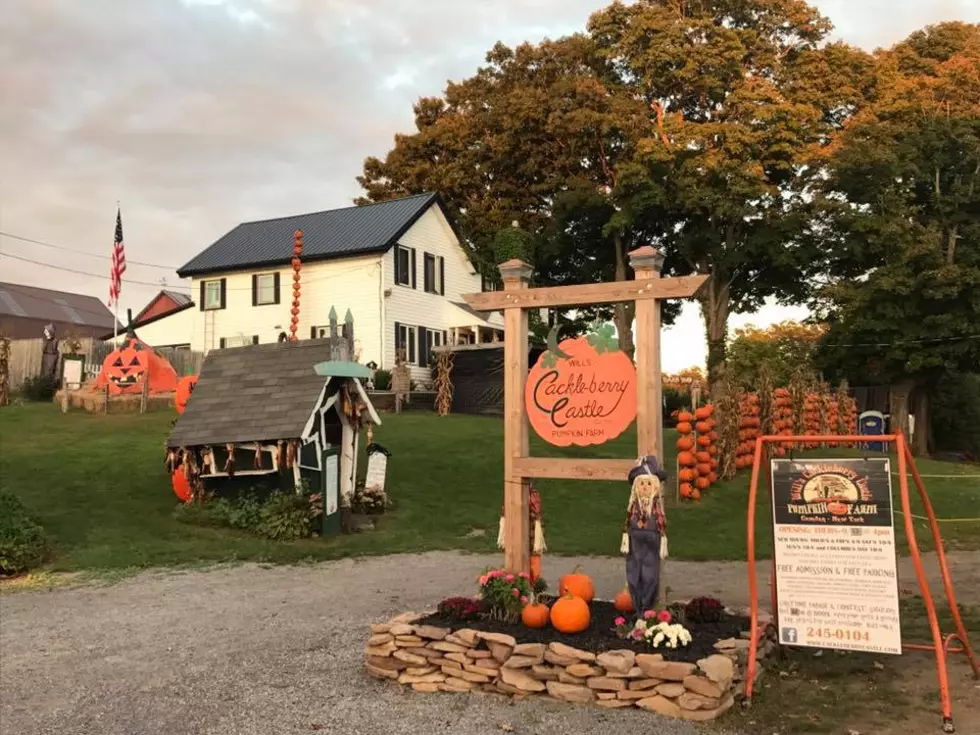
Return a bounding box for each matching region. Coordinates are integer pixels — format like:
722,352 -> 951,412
146,193 -> 502,382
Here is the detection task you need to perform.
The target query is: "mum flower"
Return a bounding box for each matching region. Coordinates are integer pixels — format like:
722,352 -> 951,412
520,595 -> 528,604
479,575 -> 488,586
511,588 -> 520,597
614,616 -> 626,626
657,610 -> 672,623
505,574 -> 515,582
643,610 -> 656,620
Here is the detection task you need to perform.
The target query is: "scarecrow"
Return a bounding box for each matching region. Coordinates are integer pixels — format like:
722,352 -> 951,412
41,323 -> 59,380
621,455 -> 668,613
497,481 -> 547,581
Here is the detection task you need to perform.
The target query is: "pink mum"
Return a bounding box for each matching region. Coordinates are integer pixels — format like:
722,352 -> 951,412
614,616 -> 626,626
643,610 -> 656,620
657,610 -> 672,623
511,588 -> 520,597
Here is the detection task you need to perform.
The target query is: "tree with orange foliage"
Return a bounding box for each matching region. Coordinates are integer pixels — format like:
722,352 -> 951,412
727,320 -> 827,388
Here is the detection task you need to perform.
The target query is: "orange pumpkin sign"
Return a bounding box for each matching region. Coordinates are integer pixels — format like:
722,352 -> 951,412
525,334 -> 636,447
93,333 -> 179,396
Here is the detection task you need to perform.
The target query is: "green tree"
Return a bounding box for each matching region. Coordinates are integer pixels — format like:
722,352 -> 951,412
359,1 -> 874,370
813,22 -> 980,455
588,0 -> 875,383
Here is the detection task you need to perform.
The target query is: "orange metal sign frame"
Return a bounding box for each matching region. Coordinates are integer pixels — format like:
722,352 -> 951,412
743,433 -> 978,734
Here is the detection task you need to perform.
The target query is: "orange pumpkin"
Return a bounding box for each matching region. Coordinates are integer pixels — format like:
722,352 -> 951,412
695,421 -> 711,434
676,421 -> 693,435
677,451 -> 696,467
696,462 -> 712,476
691,488 -> 702,501
708,471 -> 719,484
695,451 -> 711,464
696,476 -> 710,490
694,406 -> 711,420
171,468 -> 192,503
679,482 -> 694,498
703,404 -> 715,415
614,588 -> 634,614
677,411 -> 694,424
522,601 -> 550,628
550,594 -> 591,633
678,468 -> 696,482
175,375 -> 198,414
708,445 -> 718,457
676,436 -> 695,452
558,566 -> 595,602
697,434 -> 712,447
709,458 -> 719,470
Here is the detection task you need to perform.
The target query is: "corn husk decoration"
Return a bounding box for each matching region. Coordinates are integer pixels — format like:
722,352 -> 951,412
253,443 -> 263,469
223,443 -> 236,476
285,440 -> 296,469
496,481 -> 547,555
277,440 -> 286,471
166,449 -> 178,474
201,446 -> 215,475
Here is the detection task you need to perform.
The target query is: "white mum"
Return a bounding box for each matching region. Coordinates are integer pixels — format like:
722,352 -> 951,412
645,622 -> 692,649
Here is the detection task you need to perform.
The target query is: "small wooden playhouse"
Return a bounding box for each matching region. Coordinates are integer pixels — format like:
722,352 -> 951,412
166,334 -> 380,534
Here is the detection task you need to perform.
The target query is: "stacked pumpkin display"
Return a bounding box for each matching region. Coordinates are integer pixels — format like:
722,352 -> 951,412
839,392 -> 859,447
823,394 -> 841,448
771,388 -> 794,456
734,393 -> 761,470
803,393 -> 822,448
676,405 -> 717,501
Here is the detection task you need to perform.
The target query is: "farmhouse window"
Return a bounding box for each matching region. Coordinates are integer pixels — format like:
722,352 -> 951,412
394,322 -> 417,364
202,279 -> 226,310
419,328 -> 443,368
395,246 -> 416,288
252,272 -> 279,306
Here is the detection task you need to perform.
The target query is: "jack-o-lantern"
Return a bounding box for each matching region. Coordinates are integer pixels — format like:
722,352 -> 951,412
525,334 -> 637,447
175,375 -> 198,414
93,332 -> 179,396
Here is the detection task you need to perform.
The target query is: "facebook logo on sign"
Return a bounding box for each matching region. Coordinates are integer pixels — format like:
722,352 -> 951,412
782,627 -> 798,644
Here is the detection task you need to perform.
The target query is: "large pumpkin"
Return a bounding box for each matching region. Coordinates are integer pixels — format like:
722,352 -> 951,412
175,375 -> 198,414
550,594 -> 591,633
171,468 -> 192,503
558,565 -> 595,602
93,333 -> 179,396
525,335 -> 637,447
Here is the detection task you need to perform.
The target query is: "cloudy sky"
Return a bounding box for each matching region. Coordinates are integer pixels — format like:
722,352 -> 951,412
1,0 -> 976,370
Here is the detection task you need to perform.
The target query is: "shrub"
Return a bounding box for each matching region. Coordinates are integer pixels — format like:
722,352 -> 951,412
21,375 -> 59,402
437,596 -> 484,621
352,484 -> 387,515
255,492 -> 311,541
0,492 -> 49,575
373,369 -> 392,391
684,596 -> 725,623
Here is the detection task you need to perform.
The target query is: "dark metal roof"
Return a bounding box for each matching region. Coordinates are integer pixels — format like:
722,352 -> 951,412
167,340 -> 335,447
0,281 -> 118,329
177,192 -> 442,277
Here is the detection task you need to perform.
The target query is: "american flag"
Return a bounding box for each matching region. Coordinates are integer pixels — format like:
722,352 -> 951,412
109,207 -> 126,306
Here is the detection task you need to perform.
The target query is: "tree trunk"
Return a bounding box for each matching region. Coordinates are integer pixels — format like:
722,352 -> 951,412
911,384 -> 930,457
700,273 -> 731,390
888,379 -> 914,445
613,232 -> 636,358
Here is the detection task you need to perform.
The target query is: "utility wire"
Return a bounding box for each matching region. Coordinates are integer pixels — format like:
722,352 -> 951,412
0,252 -> 190,290
0,231 -> 178,270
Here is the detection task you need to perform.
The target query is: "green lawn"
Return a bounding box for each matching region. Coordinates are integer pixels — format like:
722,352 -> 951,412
1,404 -> 978,572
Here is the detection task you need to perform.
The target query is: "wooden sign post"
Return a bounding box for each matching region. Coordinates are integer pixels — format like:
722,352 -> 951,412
464,247 -> 707,573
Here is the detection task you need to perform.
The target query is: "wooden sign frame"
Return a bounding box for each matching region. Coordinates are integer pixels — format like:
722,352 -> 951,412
463,246 -> 707,573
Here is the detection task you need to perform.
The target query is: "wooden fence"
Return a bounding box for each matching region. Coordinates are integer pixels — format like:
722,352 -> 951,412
6,337 -> 203,390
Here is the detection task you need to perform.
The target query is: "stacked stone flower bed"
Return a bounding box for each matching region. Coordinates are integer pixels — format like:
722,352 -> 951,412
365,607 -> 773,722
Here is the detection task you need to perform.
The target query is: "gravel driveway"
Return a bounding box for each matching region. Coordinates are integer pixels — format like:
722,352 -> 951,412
2,551 -> 977,735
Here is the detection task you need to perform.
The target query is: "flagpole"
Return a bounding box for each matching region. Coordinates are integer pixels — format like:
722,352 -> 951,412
113,201 -> 120,345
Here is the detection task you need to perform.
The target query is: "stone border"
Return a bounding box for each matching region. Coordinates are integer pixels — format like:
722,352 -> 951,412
365,610 -> 774,722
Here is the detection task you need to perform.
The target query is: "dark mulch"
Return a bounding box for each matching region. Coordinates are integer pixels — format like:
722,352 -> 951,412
416,598 -> 748,664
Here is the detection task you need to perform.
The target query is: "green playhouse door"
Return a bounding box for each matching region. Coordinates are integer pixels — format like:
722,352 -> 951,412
321,448 -> 341,536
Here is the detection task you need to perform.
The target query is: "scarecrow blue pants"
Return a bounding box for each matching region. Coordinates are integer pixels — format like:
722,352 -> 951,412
626,526 -> 662,614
